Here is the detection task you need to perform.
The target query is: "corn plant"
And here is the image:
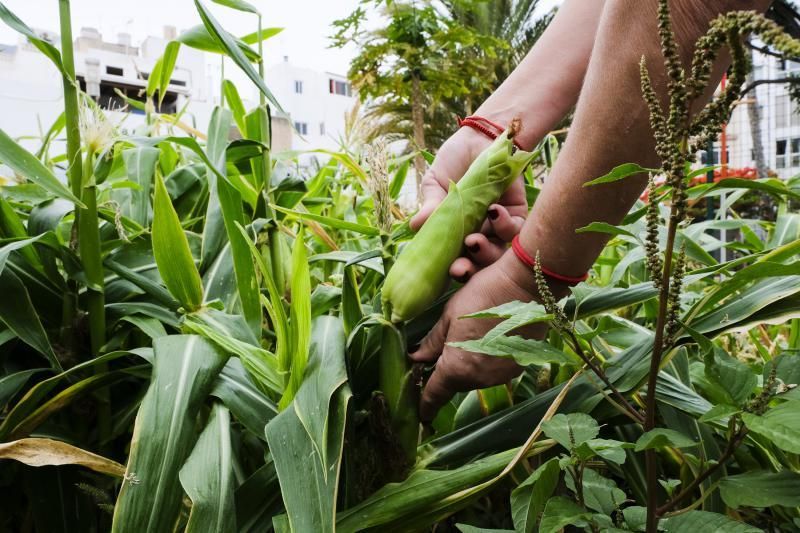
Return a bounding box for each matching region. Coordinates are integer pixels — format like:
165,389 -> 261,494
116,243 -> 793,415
1,0 -> 800,532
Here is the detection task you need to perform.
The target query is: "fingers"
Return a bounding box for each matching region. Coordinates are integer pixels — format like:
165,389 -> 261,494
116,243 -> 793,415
464,233 -> 505,267
483,204 -> 526,242
409,315 -> 449,363
409,168 -> 448,231
419,365 -> 455,423
449,257 -> 478,283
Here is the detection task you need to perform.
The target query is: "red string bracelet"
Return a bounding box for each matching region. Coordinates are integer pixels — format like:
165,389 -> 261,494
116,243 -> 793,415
458,115 -> 525,151
511,235 -> 589,285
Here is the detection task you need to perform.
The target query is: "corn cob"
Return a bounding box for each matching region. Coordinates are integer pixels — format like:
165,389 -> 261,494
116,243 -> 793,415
382,124 -> 536,322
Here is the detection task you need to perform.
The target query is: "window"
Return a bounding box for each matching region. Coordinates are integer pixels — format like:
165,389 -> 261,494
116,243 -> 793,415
106,65 -> 124,76
294,122 -> 308,135
780,58 -> 800,72
319,122 -> 326,135
294,80 -> 303,94
777,139 -> 788,168
329,79 -> 351,96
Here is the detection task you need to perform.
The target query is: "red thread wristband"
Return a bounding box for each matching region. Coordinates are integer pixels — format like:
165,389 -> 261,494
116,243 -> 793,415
511,235 -> 589,285
458,115 -> 525,151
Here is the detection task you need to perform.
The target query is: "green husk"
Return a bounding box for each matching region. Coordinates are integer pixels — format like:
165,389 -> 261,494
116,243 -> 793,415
382,128 -> 536,322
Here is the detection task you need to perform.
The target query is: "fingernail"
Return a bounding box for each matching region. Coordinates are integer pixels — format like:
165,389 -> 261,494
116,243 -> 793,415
488,207 -> 499,220
468,243 -> 480,253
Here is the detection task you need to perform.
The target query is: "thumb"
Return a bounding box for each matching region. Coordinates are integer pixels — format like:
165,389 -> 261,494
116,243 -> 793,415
409,168 -> 448,232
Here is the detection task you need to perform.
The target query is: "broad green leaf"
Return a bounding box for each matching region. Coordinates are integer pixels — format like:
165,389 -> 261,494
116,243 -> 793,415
147,41 -> 181,106
448,336 -> 572,366
212,0 -> 258,13
210,358 -> 278,439
456,526 -> 513,533
152,171 -> 204,310
194,0 -> 284,113
0,368 -> 46,410
121,147 -> 160,226
566,468 -> 625,515
0,437 -> 125,477
634,428 -> 697,451
201,107 -> 233,267
179,403 -> 235,533
337,448 -> 519,532
0,269 -> 60,370
341,266 -> 362,337
661,511 -> 761,532
511,457 -> 560,533
0,234 -> 46,276
623,506 -> 647,532
177,24 -> 260,61
0,351 -> 139,440
719,470 -> 800,509
703,348 -> 757,407
574,438 -> 630,464
234,461 -> 282,533
698,403 -> 739,423
244,106 -> 270,193
266,316 -> 350,533
0,129 -> 83,205
538,497 -> 591,533
111,335 -> 228,532
584,163 -> 658,187
222,79 -> 247,134
0,196 -> 45,272
541,413 -> 599,450
0,4 -> 66,75
279,228 -> 311,409
741,400 -> 800,454
575,221 -> 639,240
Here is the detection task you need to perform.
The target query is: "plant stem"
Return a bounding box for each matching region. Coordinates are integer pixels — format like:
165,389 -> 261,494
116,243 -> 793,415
58,0 -> 82,355
657,427 -> 748,515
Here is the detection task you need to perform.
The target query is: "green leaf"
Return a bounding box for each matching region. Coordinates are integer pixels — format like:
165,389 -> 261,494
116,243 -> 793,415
0,129 -> 83,206
177,24 -> 260,62
703,349 -> 757,407
0,4 -> 65,76
623,506 -> 647,532
240,27 -> 284,44
698,403 -> 740,423
511,458 -> 560,533
569,468 -> 625,515
455,526 -> 513,533
539,497 -> 591,533
222,80 -> 247,135
210,358 -> 278,439
719,470 -> 800,509
0,269 -> 60,370
448,336 -> 572,366
541,413 -> 599,450
212,0 -> 258,13
575,221 -> 639,240
265,317 -> 351,533
179,403 -> 236,533
273,205 -> 380,236
121,147 -> 160,226
634,428 -> 697,451
661,511 -> 761,532
574,438 -> 630,464
280,228 -> 312,409
584,163 -> 658,187
194,0 -> 284,113
741,400 -> 800,454
152,171 -> 204,311
111,335 -> 228,532
147,41 -> 181,106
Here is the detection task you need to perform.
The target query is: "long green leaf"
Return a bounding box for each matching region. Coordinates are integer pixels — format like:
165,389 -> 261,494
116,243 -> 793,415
111,335 -> 228,532
212,0 -> 258,13
179,403 -> 236,533
121,147 -> 160,226
194,0 -> 284,113
0,129 -> 83,205
176,24 -> 260,61
280,228 -> 311,409
0,3 -> 66,76
152,171 -> 204,311
265,316 -> 350,533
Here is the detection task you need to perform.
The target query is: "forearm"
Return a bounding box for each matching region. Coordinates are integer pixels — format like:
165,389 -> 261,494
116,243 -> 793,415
515,0 -> 772,284
475,0 -> 607,150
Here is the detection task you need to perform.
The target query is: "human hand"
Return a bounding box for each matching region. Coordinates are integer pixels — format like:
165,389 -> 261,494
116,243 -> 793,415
409,127 -> 529,283
409,250 -> 546,422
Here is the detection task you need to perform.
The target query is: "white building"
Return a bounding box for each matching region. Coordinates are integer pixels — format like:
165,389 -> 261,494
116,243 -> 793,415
0,28 -> 356,160
266,57 -> 355,153
716,50 -> 800,179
